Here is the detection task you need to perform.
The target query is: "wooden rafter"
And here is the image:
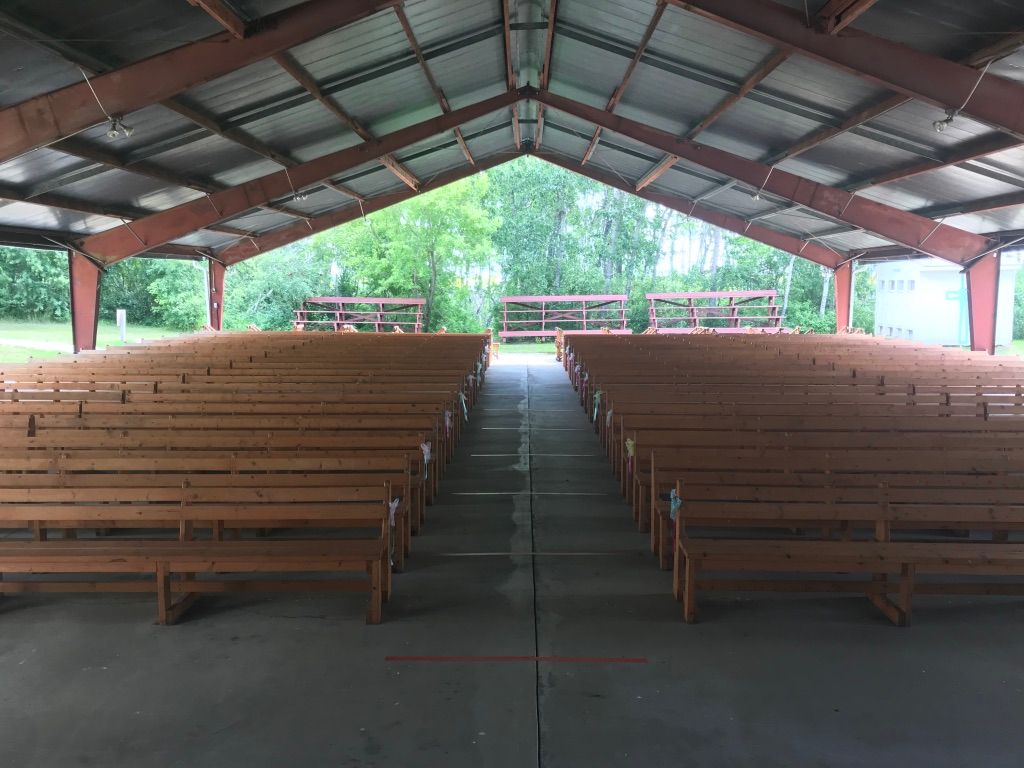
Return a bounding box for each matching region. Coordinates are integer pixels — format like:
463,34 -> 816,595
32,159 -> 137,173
815,0 -> 880,35
672,0 -> 1024,141
635,48 -> 789,191
186,0 -> 249,38
272,52 -> 420,190
535,0 -> 559,148
0,11 -> 311,223
500,0 -> 521,149
73,88 -> 523,263
0,0 -> 400,163
580,0 -> 665,165
394,5 -> 474,165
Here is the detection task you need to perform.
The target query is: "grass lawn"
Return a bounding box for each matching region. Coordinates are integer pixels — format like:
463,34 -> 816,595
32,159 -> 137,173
0,345 -> 62,364
497,340 -> 557,355
0,320 -> 183,363
999,340 -> 1024,357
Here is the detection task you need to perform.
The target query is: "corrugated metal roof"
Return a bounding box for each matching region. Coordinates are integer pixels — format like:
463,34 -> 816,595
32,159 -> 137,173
0,34 -> 80,108
1,0 -> 1023,267
55,169 -> 202,212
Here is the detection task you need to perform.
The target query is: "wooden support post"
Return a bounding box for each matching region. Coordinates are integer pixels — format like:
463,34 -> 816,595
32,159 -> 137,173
966,251 -> 1001,354
68,250 -> 101,353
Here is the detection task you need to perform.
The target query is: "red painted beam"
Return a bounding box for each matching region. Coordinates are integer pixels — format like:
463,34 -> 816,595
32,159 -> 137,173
68,251 -> 101,352
76,89 -> 523,263
534,150 -> 840,268
966,252 -> 1001,354
207,258 -> 226,330
535,89 -> 994,265
833,260 -> 853,331
671,0 -> 1024,140
815,0 -> 879,35
217,152 -> 519,265
0,0 -> 398,163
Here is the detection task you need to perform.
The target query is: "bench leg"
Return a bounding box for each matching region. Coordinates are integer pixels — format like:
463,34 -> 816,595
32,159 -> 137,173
155,563 -> 198,626
658,519 -> 673,571
156,563 -> 171,624
367,561 -> 383,625
650,511 -> 660,556
672,539 -> 683,601
682,555 -> 698,624
898,563 -> 915,627
391,514 -> 405,573
867,566 -> 914,627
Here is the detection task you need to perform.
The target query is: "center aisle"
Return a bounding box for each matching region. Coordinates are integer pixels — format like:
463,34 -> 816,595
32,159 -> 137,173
413,353 -> 673,766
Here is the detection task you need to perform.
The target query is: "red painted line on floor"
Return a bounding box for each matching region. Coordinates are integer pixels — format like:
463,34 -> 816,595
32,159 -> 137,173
385,655 -> 648,664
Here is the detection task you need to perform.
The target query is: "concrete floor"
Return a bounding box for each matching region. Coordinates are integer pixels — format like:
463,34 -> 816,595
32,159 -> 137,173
1,354 -> 1022,767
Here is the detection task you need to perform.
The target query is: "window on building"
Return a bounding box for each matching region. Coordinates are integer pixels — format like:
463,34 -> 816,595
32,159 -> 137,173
906,329 -> 913,340
896,327 -> 902,337
876,326 -> 882,335
887,327 -> 893,336
897,280 -> 904,290
907,280 -> 915,291
888,280 -> 895,290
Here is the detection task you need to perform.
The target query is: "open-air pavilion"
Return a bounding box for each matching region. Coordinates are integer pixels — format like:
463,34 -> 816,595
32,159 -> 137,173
2,4 -> 1024,767
2,0 -> 1024,351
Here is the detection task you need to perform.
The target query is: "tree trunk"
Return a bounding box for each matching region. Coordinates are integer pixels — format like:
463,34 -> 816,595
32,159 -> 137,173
819,267 -> 831,316
602,215 -> 617,292
425,248 -> 438,331
781,255 -> 796,320
550,207 -> 567,293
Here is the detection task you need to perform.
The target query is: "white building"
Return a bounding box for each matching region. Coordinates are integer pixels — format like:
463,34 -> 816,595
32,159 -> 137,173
873,256 -> 1020,347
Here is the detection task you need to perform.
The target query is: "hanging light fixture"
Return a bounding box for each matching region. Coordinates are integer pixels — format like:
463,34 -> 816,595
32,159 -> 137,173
106,116 -> 134,139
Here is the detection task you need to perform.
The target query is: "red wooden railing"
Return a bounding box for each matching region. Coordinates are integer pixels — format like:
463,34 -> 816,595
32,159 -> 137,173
646,291 -> 784,333
499,294 -> 630,339
293,297 -> 425,332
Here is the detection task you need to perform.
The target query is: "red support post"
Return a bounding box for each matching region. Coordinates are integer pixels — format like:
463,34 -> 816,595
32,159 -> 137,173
68,250 -> 101,353
966,252 -> 1001,354
207,259 -> 226,331
833,261 -> 853,332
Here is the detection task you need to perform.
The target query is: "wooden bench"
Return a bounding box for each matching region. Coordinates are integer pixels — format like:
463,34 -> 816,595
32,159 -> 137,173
676,540 -> 1024,626
0,539 -> 386,624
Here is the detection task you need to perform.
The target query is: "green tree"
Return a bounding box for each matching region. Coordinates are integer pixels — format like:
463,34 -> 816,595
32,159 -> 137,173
100,258 -> 163,324
311,175 -> 497,332
147,261 -> 207,330
224,246 -> 349,330
0,247 -> 69,320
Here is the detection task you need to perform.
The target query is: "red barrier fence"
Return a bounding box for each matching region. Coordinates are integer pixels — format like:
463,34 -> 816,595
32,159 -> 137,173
646,291 -> 783,333
293,297 -> 425,332
499,295 -> 630,339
